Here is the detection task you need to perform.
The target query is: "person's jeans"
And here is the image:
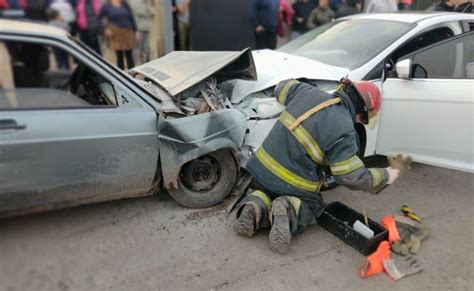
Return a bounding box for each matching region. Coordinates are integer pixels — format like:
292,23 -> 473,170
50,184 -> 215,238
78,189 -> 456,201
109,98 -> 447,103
178,21 -> 189,50
255,30 -> 277,50
79,30 -> 102,56
115,50 -> 134,70
53,48 -> 69,70
134,30 -> 150,64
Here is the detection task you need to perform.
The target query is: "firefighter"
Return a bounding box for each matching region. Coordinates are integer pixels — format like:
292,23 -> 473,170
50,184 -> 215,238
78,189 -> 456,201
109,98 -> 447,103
233,78 -> 400,254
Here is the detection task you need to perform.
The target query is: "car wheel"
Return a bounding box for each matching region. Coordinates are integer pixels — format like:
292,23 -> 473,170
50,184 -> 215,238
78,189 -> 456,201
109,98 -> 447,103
321,130 -> 364,191
168,149 -> 238,208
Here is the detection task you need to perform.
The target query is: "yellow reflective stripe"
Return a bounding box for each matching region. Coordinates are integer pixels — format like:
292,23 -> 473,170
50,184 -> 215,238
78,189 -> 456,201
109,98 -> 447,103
289,98 -> 342,130
368,168 -> 384,187
277,80 -> 299,104
330,155 -> 364,175
279,111 -> 325,165
249,190 -> 272,210
256,147 -> 320,192
287,196 -> 302,216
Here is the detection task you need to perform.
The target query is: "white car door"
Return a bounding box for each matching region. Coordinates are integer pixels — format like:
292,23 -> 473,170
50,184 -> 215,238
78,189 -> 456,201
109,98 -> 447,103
376,32 -> 474,173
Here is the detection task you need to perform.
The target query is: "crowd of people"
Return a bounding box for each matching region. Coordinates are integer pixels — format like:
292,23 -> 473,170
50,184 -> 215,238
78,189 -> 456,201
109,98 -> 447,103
0,0 -> 471,68
251,0 -> 471,49
0,0 -> 157,70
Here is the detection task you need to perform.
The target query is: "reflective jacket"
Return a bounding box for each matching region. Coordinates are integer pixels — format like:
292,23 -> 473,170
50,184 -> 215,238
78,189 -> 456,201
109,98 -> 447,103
247,79 -> 389,202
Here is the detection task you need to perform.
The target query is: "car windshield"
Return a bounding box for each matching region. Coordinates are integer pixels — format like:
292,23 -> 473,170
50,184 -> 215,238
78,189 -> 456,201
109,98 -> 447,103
279,19 -> 413,69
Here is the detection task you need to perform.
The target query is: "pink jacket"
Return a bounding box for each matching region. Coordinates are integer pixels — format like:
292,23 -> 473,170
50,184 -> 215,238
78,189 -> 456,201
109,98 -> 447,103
278,0 -> 294,38
76,0 -> 101,30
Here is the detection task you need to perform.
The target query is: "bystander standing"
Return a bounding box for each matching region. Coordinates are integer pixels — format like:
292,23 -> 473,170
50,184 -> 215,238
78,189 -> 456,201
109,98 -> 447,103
47,0 -> 77,34
130,0 -> 155,64
307,0 -> 334,29
47,8 -> 70,69
278,0 -> 294,40
251,0 -> 280,49
76,0 -> 102,55
100,0 -> 137,70
434,0 -> 469,12
176,0 -> 190,50
291,0 -> 315,39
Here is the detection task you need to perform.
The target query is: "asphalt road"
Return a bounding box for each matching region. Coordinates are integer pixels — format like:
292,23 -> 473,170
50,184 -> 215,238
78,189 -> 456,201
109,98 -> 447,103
1,162 -> 473,291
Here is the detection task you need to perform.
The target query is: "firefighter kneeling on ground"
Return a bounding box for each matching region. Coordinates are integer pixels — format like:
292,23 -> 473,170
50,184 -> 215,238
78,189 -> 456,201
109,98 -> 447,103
233,78 -> 400,254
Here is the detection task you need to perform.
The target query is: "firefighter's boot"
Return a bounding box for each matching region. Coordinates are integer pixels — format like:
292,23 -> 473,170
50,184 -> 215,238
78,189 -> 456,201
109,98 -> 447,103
269,197 -> 292,255
234,203 -> 258,237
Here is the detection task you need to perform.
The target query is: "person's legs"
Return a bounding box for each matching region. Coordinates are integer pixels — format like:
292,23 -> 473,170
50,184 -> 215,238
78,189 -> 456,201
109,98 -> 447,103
135,31 -> 150,64
125,50 -> 134,69
53,48 -> 68,69
116,50 -> 125,70
81,30 -> 102,55
141,31 -> 150,62
266,31 -> 278,50
269,194 -> 323,254
234,190 -> 272,237
255,31 -> 266,49
178,21 -> 188,50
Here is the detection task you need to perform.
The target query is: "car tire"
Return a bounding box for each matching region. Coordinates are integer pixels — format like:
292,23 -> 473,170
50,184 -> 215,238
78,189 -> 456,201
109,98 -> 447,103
321,130 -> 364,191
168,149 -> 238,208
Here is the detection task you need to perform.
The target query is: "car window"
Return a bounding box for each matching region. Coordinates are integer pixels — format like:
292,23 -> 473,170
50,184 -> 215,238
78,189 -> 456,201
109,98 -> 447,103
278,19 -> 412,69
0,39 -> 117,110
390,27 -> 454,64
411,32 -> 474,79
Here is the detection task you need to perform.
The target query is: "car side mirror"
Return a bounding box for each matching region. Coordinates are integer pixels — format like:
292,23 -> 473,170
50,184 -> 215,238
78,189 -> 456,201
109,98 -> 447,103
395,59 -> 412,79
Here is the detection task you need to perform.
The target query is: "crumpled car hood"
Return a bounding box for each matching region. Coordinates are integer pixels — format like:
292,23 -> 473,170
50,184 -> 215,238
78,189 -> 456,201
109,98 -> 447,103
229,49 -> 350,104
130,48 -> 257,97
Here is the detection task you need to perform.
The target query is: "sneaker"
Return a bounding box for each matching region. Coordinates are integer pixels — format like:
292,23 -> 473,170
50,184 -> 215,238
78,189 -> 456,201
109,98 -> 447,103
234,204 -> 257,237
269,199 -> 291,254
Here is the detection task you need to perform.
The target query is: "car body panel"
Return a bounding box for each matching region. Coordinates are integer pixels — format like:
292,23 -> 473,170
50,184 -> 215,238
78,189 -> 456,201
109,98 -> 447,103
159,109 -> 247,189
130,48 -> 257,97
377,31 -> 474,172
377,78 -> 473,172
0,105 -> 159,218
229,49 -> 349,104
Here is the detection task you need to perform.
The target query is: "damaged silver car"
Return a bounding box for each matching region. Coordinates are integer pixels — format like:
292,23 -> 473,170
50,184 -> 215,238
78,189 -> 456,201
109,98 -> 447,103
0,19 -> 346,217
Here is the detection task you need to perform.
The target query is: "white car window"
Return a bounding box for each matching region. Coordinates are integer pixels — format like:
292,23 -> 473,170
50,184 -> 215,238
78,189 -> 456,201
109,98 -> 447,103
411,32 -> 474,79
0,39 -> 117,110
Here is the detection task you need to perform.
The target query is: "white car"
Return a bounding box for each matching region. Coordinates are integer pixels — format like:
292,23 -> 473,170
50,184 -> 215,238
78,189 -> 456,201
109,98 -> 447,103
229,13 -> 474,173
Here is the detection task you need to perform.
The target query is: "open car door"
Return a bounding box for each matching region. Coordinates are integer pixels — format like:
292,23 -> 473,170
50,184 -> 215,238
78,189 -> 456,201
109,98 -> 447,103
376,31 -> 474,173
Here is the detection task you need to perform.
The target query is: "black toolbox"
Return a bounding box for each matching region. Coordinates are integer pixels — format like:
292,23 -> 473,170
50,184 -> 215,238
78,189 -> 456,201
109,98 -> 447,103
317,202 -> 388,255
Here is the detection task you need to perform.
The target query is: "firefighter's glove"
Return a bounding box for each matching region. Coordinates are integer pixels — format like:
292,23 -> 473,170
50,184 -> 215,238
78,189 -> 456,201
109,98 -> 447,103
383,254 -> 423,281
386,167 -> 400,185
388,154 -> 413,176
391,215 -> 430,255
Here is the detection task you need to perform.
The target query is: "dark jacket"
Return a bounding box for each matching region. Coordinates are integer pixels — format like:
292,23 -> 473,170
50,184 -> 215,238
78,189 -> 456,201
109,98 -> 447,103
291,1 -> 315,33
250,0 -> 279,32
247,80 -> 389,216
335,1 -> 359,19
99,2 -> 137,31
434,2 -> 455,12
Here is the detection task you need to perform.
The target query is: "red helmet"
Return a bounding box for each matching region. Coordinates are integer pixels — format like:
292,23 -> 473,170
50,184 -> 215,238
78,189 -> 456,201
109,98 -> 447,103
352,81 -> 381,125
